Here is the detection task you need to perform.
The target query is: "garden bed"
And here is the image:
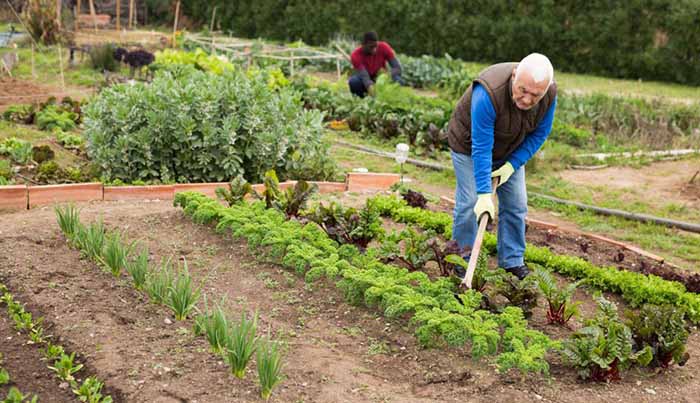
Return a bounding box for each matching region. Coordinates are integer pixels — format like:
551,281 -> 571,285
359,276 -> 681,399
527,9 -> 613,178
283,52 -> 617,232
1,193 -> 699,402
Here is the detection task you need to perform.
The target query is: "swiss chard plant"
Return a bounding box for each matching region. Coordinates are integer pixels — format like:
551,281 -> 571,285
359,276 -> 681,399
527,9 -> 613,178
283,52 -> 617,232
625,304 -> 690,369
305,200 -> 383,249
379,228 -> 435,271
275,180 -> 318,218
533,267 -> 582,326
215,175 -> 259,206
563,295 -> 652,382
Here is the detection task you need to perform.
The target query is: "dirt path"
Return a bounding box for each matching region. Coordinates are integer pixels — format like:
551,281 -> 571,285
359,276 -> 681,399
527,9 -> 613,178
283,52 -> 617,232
559,159 -> 700,209
1,200 -> 700,402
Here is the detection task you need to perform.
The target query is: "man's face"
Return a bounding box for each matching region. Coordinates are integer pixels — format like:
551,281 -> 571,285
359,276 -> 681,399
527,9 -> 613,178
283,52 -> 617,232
362,41 -> 378,55
511,69 -> 549,111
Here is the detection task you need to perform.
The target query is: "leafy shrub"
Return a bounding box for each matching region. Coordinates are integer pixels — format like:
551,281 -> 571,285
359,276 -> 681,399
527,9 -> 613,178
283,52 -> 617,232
89,44 -> 120,72
24,0 -> 61,45
84,66 -> 336,183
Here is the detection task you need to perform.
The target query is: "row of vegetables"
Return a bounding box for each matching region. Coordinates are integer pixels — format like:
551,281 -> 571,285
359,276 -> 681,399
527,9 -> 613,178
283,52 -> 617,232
172,175 -> 692,381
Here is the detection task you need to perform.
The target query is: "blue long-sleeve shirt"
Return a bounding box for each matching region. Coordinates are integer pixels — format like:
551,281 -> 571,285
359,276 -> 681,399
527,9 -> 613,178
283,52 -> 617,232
470,83 -> 557,194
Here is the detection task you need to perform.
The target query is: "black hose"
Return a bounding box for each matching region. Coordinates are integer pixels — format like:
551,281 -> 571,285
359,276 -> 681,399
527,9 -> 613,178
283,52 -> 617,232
530,193 -> 700,234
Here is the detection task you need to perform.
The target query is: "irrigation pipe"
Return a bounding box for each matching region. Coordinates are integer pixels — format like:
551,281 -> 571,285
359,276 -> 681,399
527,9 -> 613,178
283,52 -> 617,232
530,193 -> 700,234
334,140 -> 700,234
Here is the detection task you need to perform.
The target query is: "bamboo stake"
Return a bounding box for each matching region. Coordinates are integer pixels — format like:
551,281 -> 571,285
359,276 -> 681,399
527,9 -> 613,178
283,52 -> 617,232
116,0 -> 121,31
31,43 -> 35,78
172,0 -> 180,48
73,5 -> 78,31
56,0 -> 61,29
128,0 -> 134,29
133,0 -> 137,27
88,0 -> 97,33
57,45 -> 65,91
210,6 -> 217,32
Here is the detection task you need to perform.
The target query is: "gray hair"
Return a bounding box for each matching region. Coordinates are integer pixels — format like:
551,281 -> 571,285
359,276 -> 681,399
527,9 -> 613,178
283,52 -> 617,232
515,53 -> 554,88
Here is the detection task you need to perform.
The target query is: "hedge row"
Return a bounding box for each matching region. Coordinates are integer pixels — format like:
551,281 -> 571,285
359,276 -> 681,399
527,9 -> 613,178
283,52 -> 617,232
168,0 -> 700,86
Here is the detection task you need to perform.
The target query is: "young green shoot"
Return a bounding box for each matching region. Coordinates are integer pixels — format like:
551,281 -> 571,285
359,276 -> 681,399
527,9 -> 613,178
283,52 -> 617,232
49,352 -> 84,383
126,247 -> 150,290
165,259 -> 201,320
72,376 -> 113,403
193,297 -> 230,354
256,331 -> 284,401
224,311 -> 259,379
54,204 -> 81,240
99,232 -> 134,277
145,258 -> 174,305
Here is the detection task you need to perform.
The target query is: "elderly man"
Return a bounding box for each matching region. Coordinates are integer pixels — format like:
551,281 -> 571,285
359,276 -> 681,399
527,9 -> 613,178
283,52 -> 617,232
348,31 -> 403,97
447,53 -> 557,280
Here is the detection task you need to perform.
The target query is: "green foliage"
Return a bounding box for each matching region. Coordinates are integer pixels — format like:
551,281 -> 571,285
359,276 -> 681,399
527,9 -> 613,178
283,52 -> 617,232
55,129 -> 85,149
193,298 -> 230,354
380,228 -> 435,271
563,295 -> 652,382
89,44 -> 119,72
154,48 -> 234,75
49,352 -> 84,383
0,368 -> 8,386
262,169 -> 281,209
126,247 -> 150,290
491,271 -> 539,318
99,232 -> 133,277
2,104 -> 36,124
216,175 -> 259,206
175,192 -> 557,374
276,180 -> 318,218
3,387 -> 38,403
626,304 -> 690,369
0,137 -> 33,165
31,144 -> 54,164
165,261 -> 201,320
84,66 -> 336,183
224,311 -> 259,379
256,333 -> 284,400
533,266 -> 582,325
73,376 -> 113,403
73,220 -> 107,261
0,160 -> 10,180
36,105 -> 77,132
145,259 -> 174,305
305,199 -> 383,249
374,194 -> 700,323
177,0 -> 700,86
24,0 -> 61,45
445,251 -> 493,292
55,204 -> 81,240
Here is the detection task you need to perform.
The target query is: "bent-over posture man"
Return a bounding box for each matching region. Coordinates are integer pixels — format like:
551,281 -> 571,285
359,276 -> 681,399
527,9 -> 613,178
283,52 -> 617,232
348,31 -> 403,97
447,53 -> 557,280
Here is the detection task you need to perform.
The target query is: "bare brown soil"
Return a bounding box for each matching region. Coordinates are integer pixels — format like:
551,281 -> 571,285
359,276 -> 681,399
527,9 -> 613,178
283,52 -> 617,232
0,77 -> 89,111
1,199 -> 700,402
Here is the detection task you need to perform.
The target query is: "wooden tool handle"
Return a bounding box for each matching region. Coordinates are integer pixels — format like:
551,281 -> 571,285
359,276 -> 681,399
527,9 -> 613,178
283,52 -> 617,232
461,177 -> 499,289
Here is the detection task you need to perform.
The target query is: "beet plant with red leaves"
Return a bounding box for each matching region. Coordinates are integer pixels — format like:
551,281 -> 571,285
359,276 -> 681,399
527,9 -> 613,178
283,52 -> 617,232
563,295 -> 652,382
626,304 -> 690,369
402,189 -> 428,209
427,238 -> 463,277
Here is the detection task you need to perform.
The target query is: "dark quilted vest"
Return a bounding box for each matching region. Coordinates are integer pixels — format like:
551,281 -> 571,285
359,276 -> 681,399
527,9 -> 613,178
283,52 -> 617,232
447,62 -> 557,160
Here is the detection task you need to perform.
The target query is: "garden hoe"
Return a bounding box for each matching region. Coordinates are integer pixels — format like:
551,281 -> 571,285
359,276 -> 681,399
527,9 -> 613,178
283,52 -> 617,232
461,177 -> 499,290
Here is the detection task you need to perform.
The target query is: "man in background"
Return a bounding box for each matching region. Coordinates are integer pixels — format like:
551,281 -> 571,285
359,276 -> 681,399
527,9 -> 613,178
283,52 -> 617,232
348,31 -> 403,97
